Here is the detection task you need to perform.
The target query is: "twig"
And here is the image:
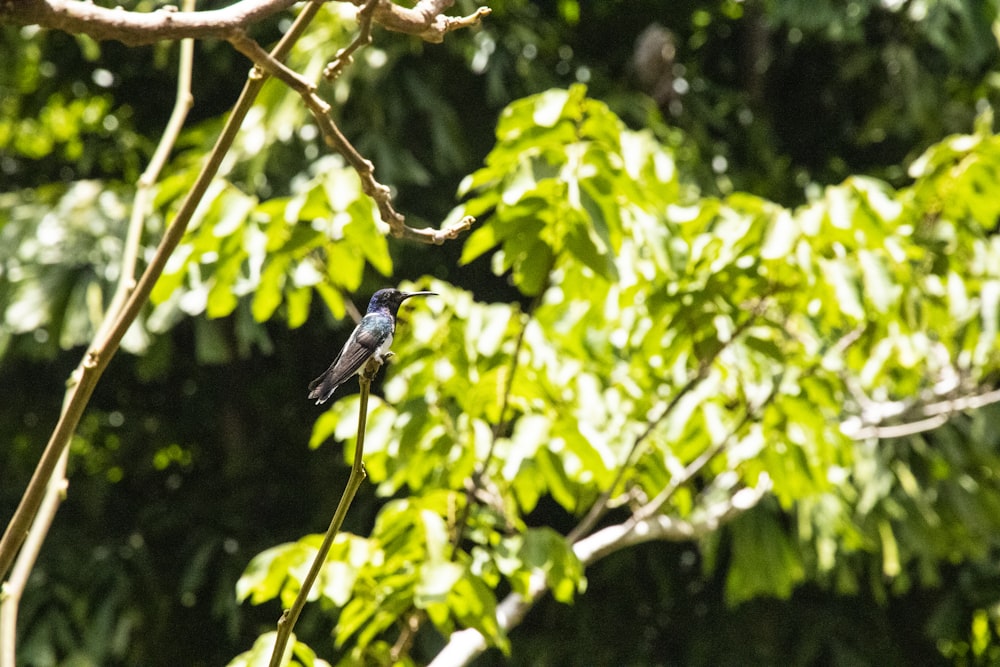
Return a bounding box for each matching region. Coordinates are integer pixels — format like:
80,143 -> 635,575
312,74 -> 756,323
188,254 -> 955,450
843,386 -> 1000,440
0,450 -> 69,667
448,262 -> 555,553
268,357 -> 379,667
324,0 -> 378,81
629,387 -> 774,526
389,610 -> 425,662
357,0 -> 492,44
228,28 -> 476,245
0,0 -> 327,585
450,302 -> 531,554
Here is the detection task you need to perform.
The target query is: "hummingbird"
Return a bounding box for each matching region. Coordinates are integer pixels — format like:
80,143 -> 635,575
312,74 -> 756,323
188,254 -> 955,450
307,288 -> 436,404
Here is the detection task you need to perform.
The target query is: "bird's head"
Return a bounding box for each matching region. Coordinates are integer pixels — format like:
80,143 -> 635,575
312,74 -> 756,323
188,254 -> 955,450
367,288 -> 437,315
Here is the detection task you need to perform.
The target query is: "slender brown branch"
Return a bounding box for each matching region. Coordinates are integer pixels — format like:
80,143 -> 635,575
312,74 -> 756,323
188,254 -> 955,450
268,357 -> 379,667
229,31 -> 316,95
0,16 -> 196,663
0,0 -> 299,45
324,0 -> 379,81
229,16 -> 476,244
390,610 -> 426,662
352,0 -> 492,44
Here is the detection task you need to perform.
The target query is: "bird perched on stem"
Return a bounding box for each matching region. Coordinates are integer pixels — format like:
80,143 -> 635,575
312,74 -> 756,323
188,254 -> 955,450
308,288 -> 436,404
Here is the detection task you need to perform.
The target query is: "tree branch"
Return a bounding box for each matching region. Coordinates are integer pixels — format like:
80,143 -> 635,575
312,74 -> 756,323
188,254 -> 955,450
0,0 -> 299,45
0,12 -> 196,662
842,386 -> 1000,440
350,0 -> 492,44
324,0 -> 379,81
1,0 -> 490,46
568,297 -> 771,543
227,25 -> 476,244
268,357 -> 379,667
427,478 -> 773,667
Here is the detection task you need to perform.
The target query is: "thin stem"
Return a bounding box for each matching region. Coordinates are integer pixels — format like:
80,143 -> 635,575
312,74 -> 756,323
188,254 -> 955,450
268,358 -> 379,667
628,395 -> 766,526
0,449 -> 69,667
0,10 -> 196,662
229,15 -> 475,245
450,279 -> 547,558
323,0 -> 378,80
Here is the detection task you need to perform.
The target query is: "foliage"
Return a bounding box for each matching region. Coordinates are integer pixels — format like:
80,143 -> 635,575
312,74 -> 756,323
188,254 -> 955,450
238,86 -> 1000,662
4,1 -> 1000,665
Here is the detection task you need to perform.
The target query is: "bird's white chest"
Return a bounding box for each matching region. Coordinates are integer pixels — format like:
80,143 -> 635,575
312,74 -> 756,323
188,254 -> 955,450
374,331 -> 393,361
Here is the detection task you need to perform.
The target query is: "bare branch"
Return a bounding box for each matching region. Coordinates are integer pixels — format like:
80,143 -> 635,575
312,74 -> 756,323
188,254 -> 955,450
228,24 -> 477,244
843,386 -> 1000,441
0,0 -> 299,46
324,0 -> 379,81
0,12 -> 196,660
353,0 -> 492,43
268,357 -> 378,667
1,0 -> 490,46
4,0 -> 483,244
578,478 -> 772,565
0,451 -> 69,667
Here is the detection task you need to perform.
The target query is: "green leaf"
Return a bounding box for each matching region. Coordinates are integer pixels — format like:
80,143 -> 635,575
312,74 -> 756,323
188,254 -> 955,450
725,508 -> 805,605
447,573 -> 510,654
459,223 -> 500,265
415,561 -> 464,607
252,256 -> 290,322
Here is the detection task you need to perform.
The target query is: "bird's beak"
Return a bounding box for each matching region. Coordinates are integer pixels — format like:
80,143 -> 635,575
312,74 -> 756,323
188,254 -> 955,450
401,291 -> 437,300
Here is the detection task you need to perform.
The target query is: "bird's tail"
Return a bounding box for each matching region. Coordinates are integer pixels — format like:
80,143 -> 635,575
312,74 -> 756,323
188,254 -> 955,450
307,371 -> 339,405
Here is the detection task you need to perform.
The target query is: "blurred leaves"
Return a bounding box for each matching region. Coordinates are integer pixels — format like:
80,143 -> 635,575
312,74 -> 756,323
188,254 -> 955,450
0,181 -> 151,358
150,155 -> 392,332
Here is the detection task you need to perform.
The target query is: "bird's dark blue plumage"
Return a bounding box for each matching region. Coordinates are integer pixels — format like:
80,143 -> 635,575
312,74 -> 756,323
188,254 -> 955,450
307,288 -> 435,404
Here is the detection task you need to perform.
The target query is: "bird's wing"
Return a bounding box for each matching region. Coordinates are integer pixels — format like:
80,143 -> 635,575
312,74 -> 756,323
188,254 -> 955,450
307,321 -> 382,403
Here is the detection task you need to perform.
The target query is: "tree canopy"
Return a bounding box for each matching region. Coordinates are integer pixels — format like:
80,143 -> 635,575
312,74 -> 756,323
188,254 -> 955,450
3,1 -> 1000,665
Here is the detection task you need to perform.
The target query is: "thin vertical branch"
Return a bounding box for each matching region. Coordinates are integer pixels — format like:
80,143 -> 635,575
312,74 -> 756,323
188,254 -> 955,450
0,0 -> 327,583
0,8 -> 196,663
268,357 -> 379,667
0,449 -> 68,667
451,270 -> 554,553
